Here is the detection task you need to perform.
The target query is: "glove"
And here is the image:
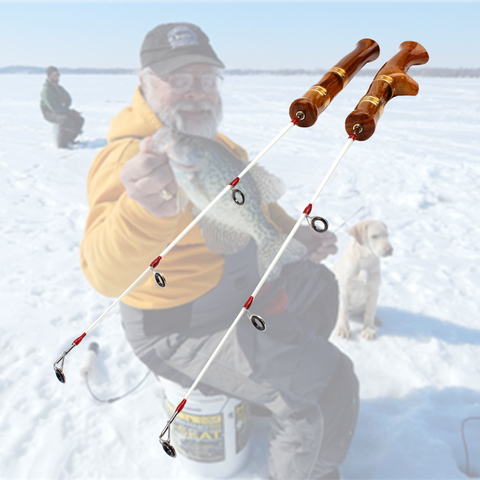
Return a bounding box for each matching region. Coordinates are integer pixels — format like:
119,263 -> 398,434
295,225 -> 338,262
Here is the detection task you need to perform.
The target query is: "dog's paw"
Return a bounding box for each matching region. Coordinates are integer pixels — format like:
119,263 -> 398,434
335,326 -> 351,339
360,327 -> 376,340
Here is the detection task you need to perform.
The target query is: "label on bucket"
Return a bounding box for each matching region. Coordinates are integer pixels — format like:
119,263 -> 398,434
235,402 -> 250,454
165,399 -> 226,462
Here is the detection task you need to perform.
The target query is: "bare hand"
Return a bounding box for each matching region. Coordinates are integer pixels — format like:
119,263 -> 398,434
295,225 -> 338,262
120,137 -> 178,218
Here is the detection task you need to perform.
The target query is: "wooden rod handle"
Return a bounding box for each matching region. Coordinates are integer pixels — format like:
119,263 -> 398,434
345,41 -> 429,141
289,39 -> 380,128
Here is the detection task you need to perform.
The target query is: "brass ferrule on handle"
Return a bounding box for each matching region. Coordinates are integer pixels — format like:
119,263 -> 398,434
345,41 -> 429,141
289,39 -> 380,128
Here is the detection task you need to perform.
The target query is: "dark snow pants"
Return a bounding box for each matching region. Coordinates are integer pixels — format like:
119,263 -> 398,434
41,107 -> 84,148
121,242 -> 359,479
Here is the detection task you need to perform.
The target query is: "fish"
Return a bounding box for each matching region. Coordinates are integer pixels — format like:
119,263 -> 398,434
151,128 -> 306,279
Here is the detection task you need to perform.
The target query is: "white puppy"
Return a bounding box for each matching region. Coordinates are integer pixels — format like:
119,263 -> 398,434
333,219 -> 393,340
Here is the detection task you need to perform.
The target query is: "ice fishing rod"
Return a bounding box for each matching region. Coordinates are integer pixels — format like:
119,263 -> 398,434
53,38 -> 380,384
158,40 -> 429,458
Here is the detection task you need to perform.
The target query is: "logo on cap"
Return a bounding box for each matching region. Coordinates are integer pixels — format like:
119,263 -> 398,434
167,26 -> 199,49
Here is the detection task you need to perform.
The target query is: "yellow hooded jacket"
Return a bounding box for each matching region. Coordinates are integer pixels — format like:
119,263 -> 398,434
80,86 -> 296,310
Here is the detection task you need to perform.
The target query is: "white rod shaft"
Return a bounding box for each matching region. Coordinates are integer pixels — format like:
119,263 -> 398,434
85,266 -> 151,334
252,136 -> 355,298
309,136 -> 355,206
184,308 -> 246,400
252,213 -> 307,298
78,121 -> 296,338
160,184 -> 231,258
237,121 -> 296,179
181,135 -> 356,403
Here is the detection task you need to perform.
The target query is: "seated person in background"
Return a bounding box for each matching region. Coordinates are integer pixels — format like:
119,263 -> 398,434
40,66 -> 84,149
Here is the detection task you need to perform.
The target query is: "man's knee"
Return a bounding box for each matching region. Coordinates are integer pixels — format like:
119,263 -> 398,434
68,112 -> 84,132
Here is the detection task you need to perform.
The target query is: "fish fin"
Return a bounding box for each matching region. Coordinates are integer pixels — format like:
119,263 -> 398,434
245,163 -> 286,204
198,215 -> 252,254
190,204 -> 199,217
257,235 -> 307,281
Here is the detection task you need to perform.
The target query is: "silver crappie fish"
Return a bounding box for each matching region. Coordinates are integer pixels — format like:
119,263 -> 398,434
151,128 -> 306,279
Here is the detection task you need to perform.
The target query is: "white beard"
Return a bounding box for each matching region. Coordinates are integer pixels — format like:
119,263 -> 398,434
144,86 -> 222,139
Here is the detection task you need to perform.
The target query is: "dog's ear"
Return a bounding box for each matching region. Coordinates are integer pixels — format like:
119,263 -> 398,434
348,222 -> 367,245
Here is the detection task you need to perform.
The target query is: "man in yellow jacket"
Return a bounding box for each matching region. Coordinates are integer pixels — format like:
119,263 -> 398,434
80,23 -> 358,480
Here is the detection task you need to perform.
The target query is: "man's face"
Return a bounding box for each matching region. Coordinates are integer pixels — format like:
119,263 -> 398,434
48,72 -> 60,84
141,63 -> 222,139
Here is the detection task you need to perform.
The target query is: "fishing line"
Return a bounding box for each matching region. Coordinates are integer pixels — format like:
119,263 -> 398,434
85,371 -> 151,404
332,205 -> 366,234
80,341 -> 152,404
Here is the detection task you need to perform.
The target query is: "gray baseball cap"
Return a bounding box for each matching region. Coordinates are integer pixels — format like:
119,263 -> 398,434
140,23 -> 225,76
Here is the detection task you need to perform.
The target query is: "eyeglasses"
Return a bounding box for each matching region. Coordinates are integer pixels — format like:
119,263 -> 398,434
161,72 -> 222,94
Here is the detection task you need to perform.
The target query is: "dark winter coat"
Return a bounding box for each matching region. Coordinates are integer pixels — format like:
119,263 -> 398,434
121,243 -> 359,479
40,80 -> 72,114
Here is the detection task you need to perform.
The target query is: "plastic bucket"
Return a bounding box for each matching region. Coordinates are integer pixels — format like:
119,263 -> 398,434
160,377 -> 251,478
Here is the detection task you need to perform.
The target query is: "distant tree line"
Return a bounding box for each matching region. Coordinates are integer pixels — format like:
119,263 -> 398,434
1,65 -> 479,77
0,66 -> 135,75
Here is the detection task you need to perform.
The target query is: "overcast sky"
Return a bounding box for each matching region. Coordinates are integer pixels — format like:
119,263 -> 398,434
0,1 -> 478,70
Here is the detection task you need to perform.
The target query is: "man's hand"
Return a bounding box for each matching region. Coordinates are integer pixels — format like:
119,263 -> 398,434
295,225 -> 338,262
120,136 -> 178,218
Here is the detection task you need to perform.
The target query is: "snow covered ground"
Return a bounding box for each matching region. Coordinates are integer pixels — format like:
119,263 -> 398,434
0,72 -> 479,480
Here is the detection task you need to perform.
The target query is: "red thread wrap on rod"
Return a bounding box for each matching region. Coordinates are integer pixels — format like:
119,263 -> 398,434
73,333 -> 86,345
176,399 -> 187,413
229,177 -> 240,187
150,256 -> 162,268
303,204 -> 313,215
244,296 -> 254,310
